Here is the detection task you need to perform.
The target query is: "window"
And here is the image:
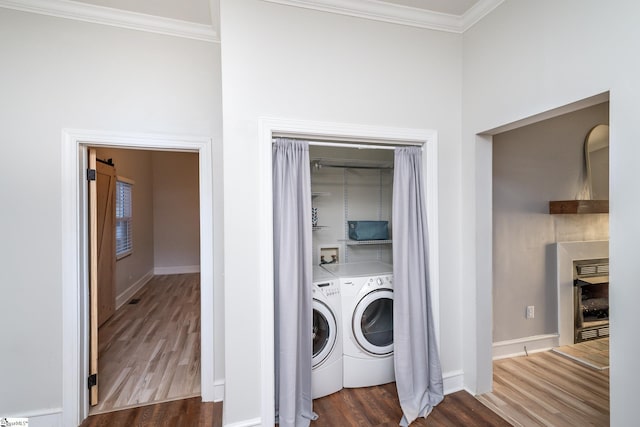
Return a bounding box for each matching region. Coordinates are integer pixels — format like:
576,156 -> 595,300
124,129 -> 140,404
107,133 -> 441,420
115,177 -> 134,259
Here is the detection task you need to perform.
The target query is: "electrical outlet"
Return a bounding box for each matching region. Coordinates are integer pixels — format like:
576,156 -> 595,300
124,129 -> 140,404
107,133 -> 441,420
526,305 -> 535,319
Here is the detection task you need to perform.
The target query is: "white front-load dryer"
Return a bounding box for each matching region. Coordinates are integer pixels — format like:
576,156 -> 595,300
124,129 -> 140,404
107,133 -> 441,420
321,261 -> 394,388
311,266 -> 343,399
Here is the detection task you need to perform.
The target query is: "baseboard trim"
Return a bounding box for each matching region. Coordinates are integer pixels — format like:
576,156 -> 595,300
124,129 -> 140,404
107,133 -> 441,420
442,369 -> 464,395
3,408 -> 62,427
224,417 -> 262,427
214,379 -> 224,402
154,265 -> 200,275
492,333 -> 559,360
115,269 -> 154,309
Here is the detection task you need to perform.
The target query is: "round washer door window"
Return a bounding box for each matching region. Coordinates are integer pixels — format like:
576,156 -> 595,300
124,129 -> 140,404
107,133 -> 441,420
312,299 -> 337,367
352,289 -> 393,355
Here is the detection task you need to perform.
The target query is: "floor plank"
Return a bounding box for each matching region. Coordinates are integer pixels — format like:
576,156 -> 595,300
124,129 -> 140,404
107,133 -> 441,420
477,350 -> 609,427
90,274 -> 201,415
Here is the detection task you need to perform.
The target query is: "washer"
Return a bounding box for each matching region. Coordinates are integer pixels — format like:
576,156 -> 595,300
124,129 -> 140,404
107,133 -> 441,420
311,266 -> 343,399
321,261 -> 394,388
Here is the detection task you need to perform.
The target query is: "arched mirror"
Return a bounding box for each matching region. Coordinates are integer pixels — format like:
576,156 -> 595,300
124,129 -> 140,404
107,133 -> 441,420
585,124 -> 609,200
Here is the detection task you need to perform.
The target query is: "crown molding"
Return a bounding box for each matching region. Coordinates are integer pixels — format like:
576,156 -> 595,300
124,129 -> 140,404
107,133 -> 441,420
262,0 -> 504,33
460,0 -> 504,32
0,0 -> 219,42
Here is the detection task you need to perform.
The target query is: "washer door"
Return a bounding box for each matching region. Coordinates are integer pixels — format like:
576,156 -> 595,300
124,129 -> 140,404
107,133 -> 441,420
352,289 -> 393,355
312,299 -> 337,368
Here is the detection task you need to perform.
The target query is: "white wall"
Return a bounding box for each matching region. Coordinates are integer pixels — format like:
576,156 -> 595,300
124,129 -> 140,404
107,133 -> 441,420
220,0 -> 463,424
493,102 -> 609,343
75,0 -> 213,24
153,151 -> 201,271
463,1 -> 639,423
0,8 -> 223,419
95,147 -> 155,297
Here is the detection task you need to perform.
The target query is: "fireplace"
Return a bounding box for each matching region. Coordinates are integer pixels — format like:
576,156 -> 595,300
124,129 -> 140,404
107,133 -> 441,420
573,259 -> 609,343
556,240 -> 608,346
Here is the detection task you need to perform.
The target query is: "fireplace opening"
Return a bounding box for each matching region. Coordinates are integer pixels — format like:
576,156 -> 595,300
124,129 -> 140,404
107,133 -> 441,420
573,258 -> 609,343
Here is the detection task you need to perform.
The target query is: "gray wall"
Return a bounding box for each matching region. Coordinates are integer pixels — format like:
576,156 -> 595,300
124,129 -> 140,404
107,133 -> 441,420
153,151 -> 200,270
493,102 -> 609,342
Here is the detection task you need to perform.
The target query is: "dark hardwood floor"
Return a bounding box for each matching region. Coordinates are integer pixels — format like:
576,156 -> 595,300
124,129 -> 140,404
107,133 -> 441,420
79,397 -> 222,427
312,383 -> 510,426
80,383 -> 509,427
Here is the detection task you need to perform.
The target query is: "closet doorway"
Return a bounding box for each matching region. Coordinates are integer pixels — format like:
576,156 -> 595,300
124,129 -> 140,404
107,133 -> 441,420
257,118 -> 441,424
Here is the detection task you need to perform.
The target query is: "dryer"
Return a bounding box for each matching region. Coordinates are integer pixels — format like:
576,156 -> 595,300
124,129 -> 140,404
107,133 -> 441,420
311,266 -> 343,399
321,261 -> 394,388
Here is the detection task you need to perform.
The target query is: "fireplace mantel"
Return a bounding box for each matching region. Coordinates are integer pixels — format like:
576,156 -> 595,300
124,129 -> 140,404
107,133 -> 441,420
549,200 -> 608,214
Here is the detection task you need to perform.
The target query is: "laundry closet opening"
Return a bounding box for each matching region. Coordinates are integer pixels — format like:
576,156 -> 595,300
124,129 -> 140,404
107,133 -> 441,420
261,119 -> 440,425
307,142 -> 399,403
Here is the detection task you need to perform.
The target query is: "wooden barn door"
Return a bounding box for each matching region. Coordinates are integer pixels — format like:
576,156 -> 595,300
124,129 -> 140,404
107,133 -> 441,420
88,148 -> 116,405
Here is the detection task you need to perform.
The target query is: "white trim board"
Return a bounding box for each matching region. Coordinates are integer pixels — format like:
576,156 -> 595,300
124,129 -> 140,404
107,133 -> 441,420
258,117 -> 440,425
2,408 -> 62,427
224,418 -> 262,427
61,129 -> 216,426
261,0 -> 504,33
443,370 -> 464,395
0,0 -> 219,42
115,269 -> 154,310
154,265 -> 201,275
492,334 -> 559,360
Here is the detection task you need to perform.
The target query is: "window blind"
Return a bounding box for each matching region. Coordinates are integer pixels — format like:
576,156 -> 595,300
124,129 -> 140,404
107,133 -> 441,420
115,179 -> 133,258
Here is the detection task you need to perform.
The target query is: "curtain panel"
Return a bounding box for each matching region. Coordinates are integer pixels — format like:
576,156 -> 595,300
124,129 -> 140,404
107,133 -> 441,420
273,138 -> 317,427
392,146 -> 443,426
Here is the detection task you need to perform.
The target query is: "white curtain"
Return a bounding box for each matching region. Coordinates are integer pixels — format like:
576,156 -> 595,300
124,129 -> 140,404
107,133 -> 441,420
273,138 -> 318,427
392,146 -> 443,426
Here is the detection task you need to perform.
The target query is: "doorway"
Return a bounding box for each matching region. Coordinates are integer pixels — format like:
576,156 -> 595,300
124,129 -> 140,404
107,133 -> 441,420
87,147 -> 202,414
61,130 -> 216,426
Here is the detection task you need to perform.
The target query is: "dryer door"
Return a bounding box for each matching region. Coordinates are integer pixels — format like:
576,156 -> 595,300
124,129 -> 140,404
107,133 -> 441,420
352,289 -> 393,355
312,299 -> 337,367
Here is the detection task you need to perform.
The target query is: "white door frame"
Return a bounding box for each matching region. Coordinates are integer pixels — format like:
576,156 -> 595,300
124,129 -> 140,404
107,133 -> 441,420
61,129 -> 216,426
257,117 -> 440,425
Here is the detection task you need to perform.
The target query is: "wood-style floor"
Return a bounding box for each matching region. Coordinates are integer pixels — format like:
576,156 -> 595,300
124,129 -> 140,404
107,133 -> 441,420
81,397 -> 221,427
89,274 -> 201,414
80,353 -> 610,427
477,350 -> 609,426
312,383 -> 510,426
81,386 -> 508,427
552,337 -> 609,370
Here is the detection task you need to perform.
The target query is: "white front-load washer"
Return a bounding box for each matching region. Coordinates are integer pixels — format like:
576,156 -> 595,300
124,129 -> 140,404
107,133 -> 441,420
321,261 -> 394,388
311,266 -> 343,399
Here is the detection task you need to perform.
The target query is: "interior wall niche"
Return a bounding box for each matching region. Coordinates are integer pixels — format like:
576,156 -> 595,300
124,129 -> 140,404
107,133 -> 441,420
310,145 -> 394,265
